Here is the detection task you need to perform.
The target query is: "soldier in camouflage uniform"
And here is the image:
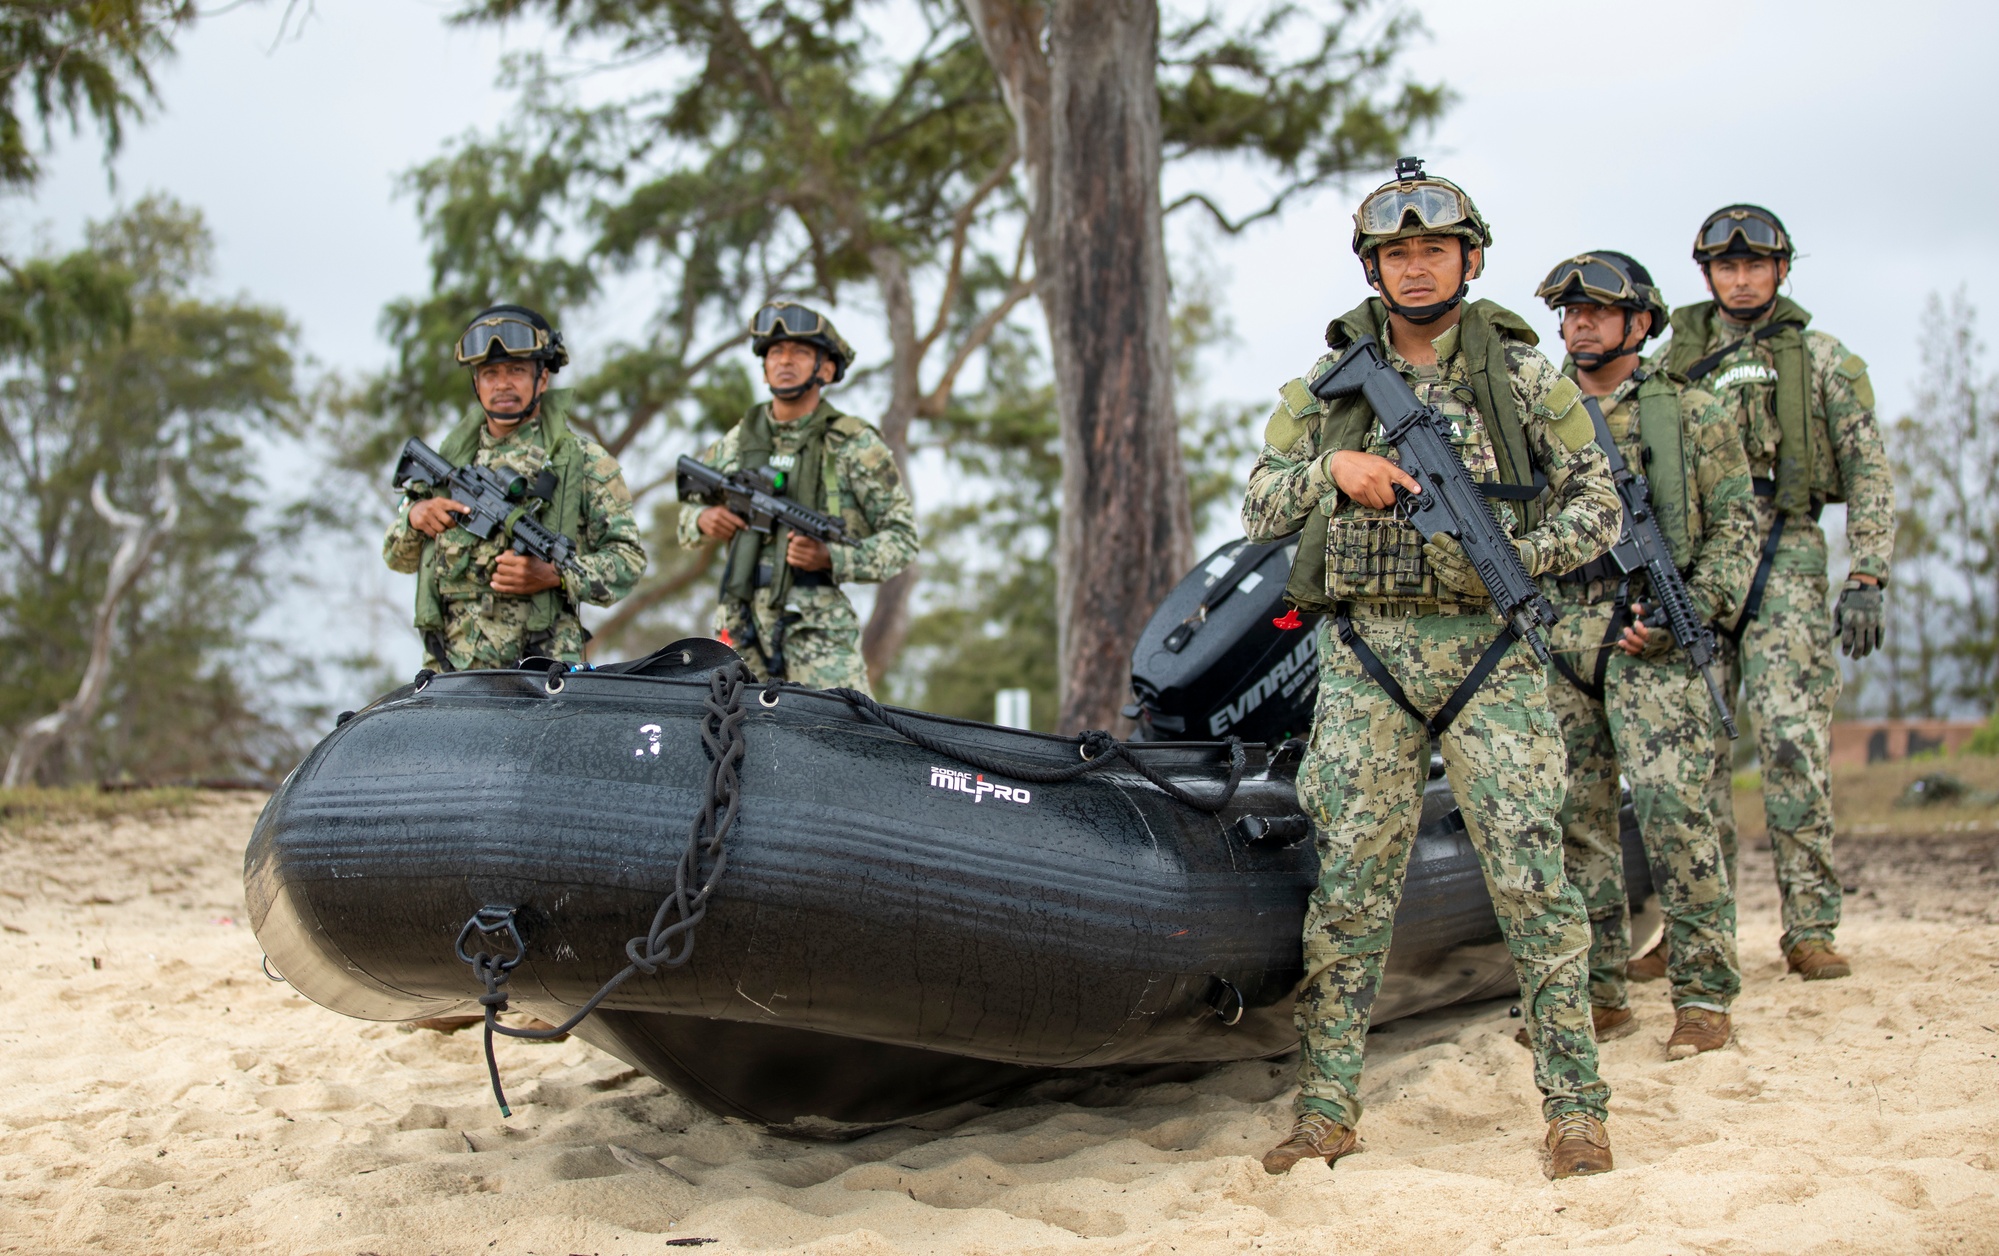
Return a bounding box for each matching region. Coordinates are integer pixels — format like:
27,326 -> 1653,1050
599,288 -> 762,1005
1532,251 -> 1755,1060
677,301 -> 917,693
1640,207 -> 1893,982
384,305 -> 647,673
1246,161 -> 1622,1180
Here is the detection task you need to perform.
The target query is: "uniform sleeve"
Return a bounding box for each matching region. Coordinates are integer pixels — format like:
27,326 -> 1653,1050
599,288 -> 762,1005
1241,355 -> 1340,543
1507,343 -> 1622,576
827,429 -> 919,585
562,440 -> 648,609
1682,386 -> 1756,622
1813,334 -> 1895,583
383,500 -> 425,574
674,431 -> 735,551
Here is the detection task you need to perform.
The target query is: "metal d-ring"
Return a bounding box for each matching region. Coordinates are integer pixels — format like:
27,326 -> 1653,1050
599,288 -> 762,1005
1205,974 -> 1245,1026
261,955 -> 287,984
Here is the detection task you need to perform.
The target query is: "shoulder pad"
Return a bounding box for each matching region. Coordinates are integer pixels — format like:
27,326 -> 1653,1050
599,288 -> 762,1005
1264,376 -> 1322,452
1476,300 -> 1540,346
1835,352 -> 1874,409
828,414 -> 870,438
1542,375 -> 1594,452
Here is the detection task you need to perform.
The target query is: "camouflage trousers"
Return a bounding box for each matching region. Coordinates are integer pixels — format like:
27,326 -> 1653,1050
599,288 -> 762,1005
423,597 -> 589,672
713,583 -> 871,693
1294,606 -> 1607,1127
1545,594 -> 1739,1013
1706,564 -> 1842,952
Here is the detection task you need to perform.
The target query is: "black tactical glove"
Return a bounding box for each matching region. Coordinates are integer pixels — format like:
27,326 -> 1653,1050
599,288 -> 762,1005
1835,579 -> 1884,658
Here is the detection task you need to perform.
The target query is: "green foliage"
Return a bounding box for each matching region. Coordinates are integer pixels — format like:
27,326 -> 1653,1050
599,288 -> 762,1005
1846,289 -> 1999,718
0,783 -> 198,833
0,1 -> 192,190
888,264 -> 1257,727
1967,710 -> 1999,757
0,196 -> 306,784
1159,2 -> 1450,232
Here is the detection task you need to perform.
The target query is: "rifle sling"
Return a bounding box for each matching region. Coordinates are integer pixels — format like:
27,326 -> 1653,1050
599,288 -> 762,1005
1334,604 -> 1516,737
1550,588 -> 1630,703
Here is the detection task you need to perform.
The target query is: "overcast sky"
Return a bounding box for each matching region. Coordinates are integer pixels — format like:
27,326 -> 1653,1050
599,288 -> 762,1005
17,0 -> 1998,685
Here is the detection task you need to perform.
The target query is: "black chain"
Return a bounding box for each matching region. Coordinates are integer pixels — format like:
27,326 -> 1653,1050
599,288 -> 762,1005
824,686 -> 1248,814
458,661 -> 752,1117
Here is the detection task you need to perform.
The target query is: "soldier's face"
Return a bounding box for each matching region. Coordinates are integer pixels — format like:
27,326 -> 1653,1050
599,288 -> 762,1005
1561,303 -> 1649,357
473,359 -> 545,421
1373,235 -> 1474,306
1703,255 -> 1787,314
764,340 -> 833,391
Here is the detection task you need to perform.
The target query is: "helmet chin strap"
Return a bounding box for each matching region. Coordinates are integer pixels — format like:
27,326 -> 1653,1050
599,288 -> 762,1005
1367,239 -> 1472,326
1571,311 -> 1641,370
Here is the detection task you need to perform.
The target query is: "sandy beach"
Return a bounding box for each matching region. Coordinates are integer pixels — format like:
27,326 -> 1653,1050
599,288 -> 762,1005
2,781 -> 1996,1256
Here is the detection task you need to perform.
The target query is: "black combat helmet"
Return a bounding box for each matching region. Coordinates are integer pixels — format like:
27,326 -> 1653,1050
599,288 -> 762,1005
749,300 -> 856,382
1537,250 -> 1668,370
456,305 -> 570,372
1691,205 -> 1793,264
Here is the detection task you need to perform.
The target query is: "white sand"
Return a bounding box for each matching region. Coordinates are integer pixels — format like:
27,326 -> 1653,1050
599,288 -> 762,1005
2,794 -> 1995,1255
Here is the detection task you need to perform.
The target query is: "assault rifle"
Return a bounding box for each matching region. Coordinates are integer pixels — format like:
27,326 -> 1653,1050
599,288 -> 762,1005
393,438 -> 582,574
1307,335 -> 1558,663
674,456 -> 849,545
1580,396 -> 1739,739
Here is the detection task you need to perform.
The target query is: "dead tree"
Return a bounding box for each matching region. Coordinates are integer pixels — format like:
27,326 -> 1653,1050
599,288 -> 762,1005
3,468 -> 180,787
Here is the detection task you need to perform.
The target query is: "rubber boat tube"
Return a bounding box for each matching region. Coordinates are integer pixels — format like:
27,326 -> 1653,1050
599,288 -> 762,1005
246,643 -> 1651,1134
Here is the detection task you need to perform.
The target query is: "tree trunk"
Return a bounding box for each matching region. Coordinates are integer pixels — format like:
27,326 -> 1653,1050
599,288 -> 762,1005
969,0 -> 1191,733
860,244 -> 924,688
3,470 -> 179,787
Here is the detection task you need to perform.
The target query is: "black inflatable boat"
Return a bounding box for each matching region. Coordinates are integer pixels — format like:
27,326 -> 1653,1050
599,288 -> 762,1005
247,544 -> 1650,1135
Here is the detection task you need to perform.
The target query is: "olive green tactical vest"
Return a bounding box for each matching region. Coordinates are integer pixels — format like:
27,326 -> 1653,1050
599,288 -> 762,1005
412,388 -> 587,636
1282,298 -> 1546,613
1569,366 -> 1699,570
720,401 -> 870,606
1663,296 -> 1828,519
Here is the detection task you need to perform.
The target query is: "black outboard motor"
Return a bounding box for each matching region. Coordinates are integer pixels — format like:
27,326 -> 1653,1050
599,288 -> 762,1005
1126,537 -> 1320,743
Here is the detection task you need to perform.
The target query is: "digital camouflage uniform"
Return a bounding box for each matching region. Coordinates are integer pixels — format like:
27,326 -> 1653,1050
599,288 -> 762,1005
384,396 -> 646,671
1661,299 -> 1894,953
1543,370 -> 1754,1014
677,400 -> 918,693
1244,300 -> 1622,1128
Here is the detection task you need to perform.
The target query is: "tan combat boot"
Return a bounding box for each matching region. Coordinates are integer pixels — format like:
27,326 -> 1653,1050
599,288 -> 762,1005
1514,1004 -> 1638,1049
1545,1111 -> 1613,1178
1665,1007 -> 1732,1059
1261,1111 -> 1359,1175
1786,940 -> 1852,981
1626,937 -> 1669,982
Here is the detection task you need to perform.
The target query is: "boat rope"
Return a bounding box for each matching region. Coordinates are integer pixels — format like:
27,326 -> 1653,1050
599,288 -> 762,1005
824,687 -> 1248,814
455,659 -> 755,1117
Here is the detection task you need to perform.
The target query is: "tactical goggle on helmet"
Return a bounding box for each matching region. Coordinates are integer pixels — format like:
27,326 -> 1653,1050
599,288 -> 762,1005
1539,251 -> 1667,342
1349,158 -> 1493,257
1692,205 -> 1793,263
749,300 -> 855,382
455,307 -> 569,370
